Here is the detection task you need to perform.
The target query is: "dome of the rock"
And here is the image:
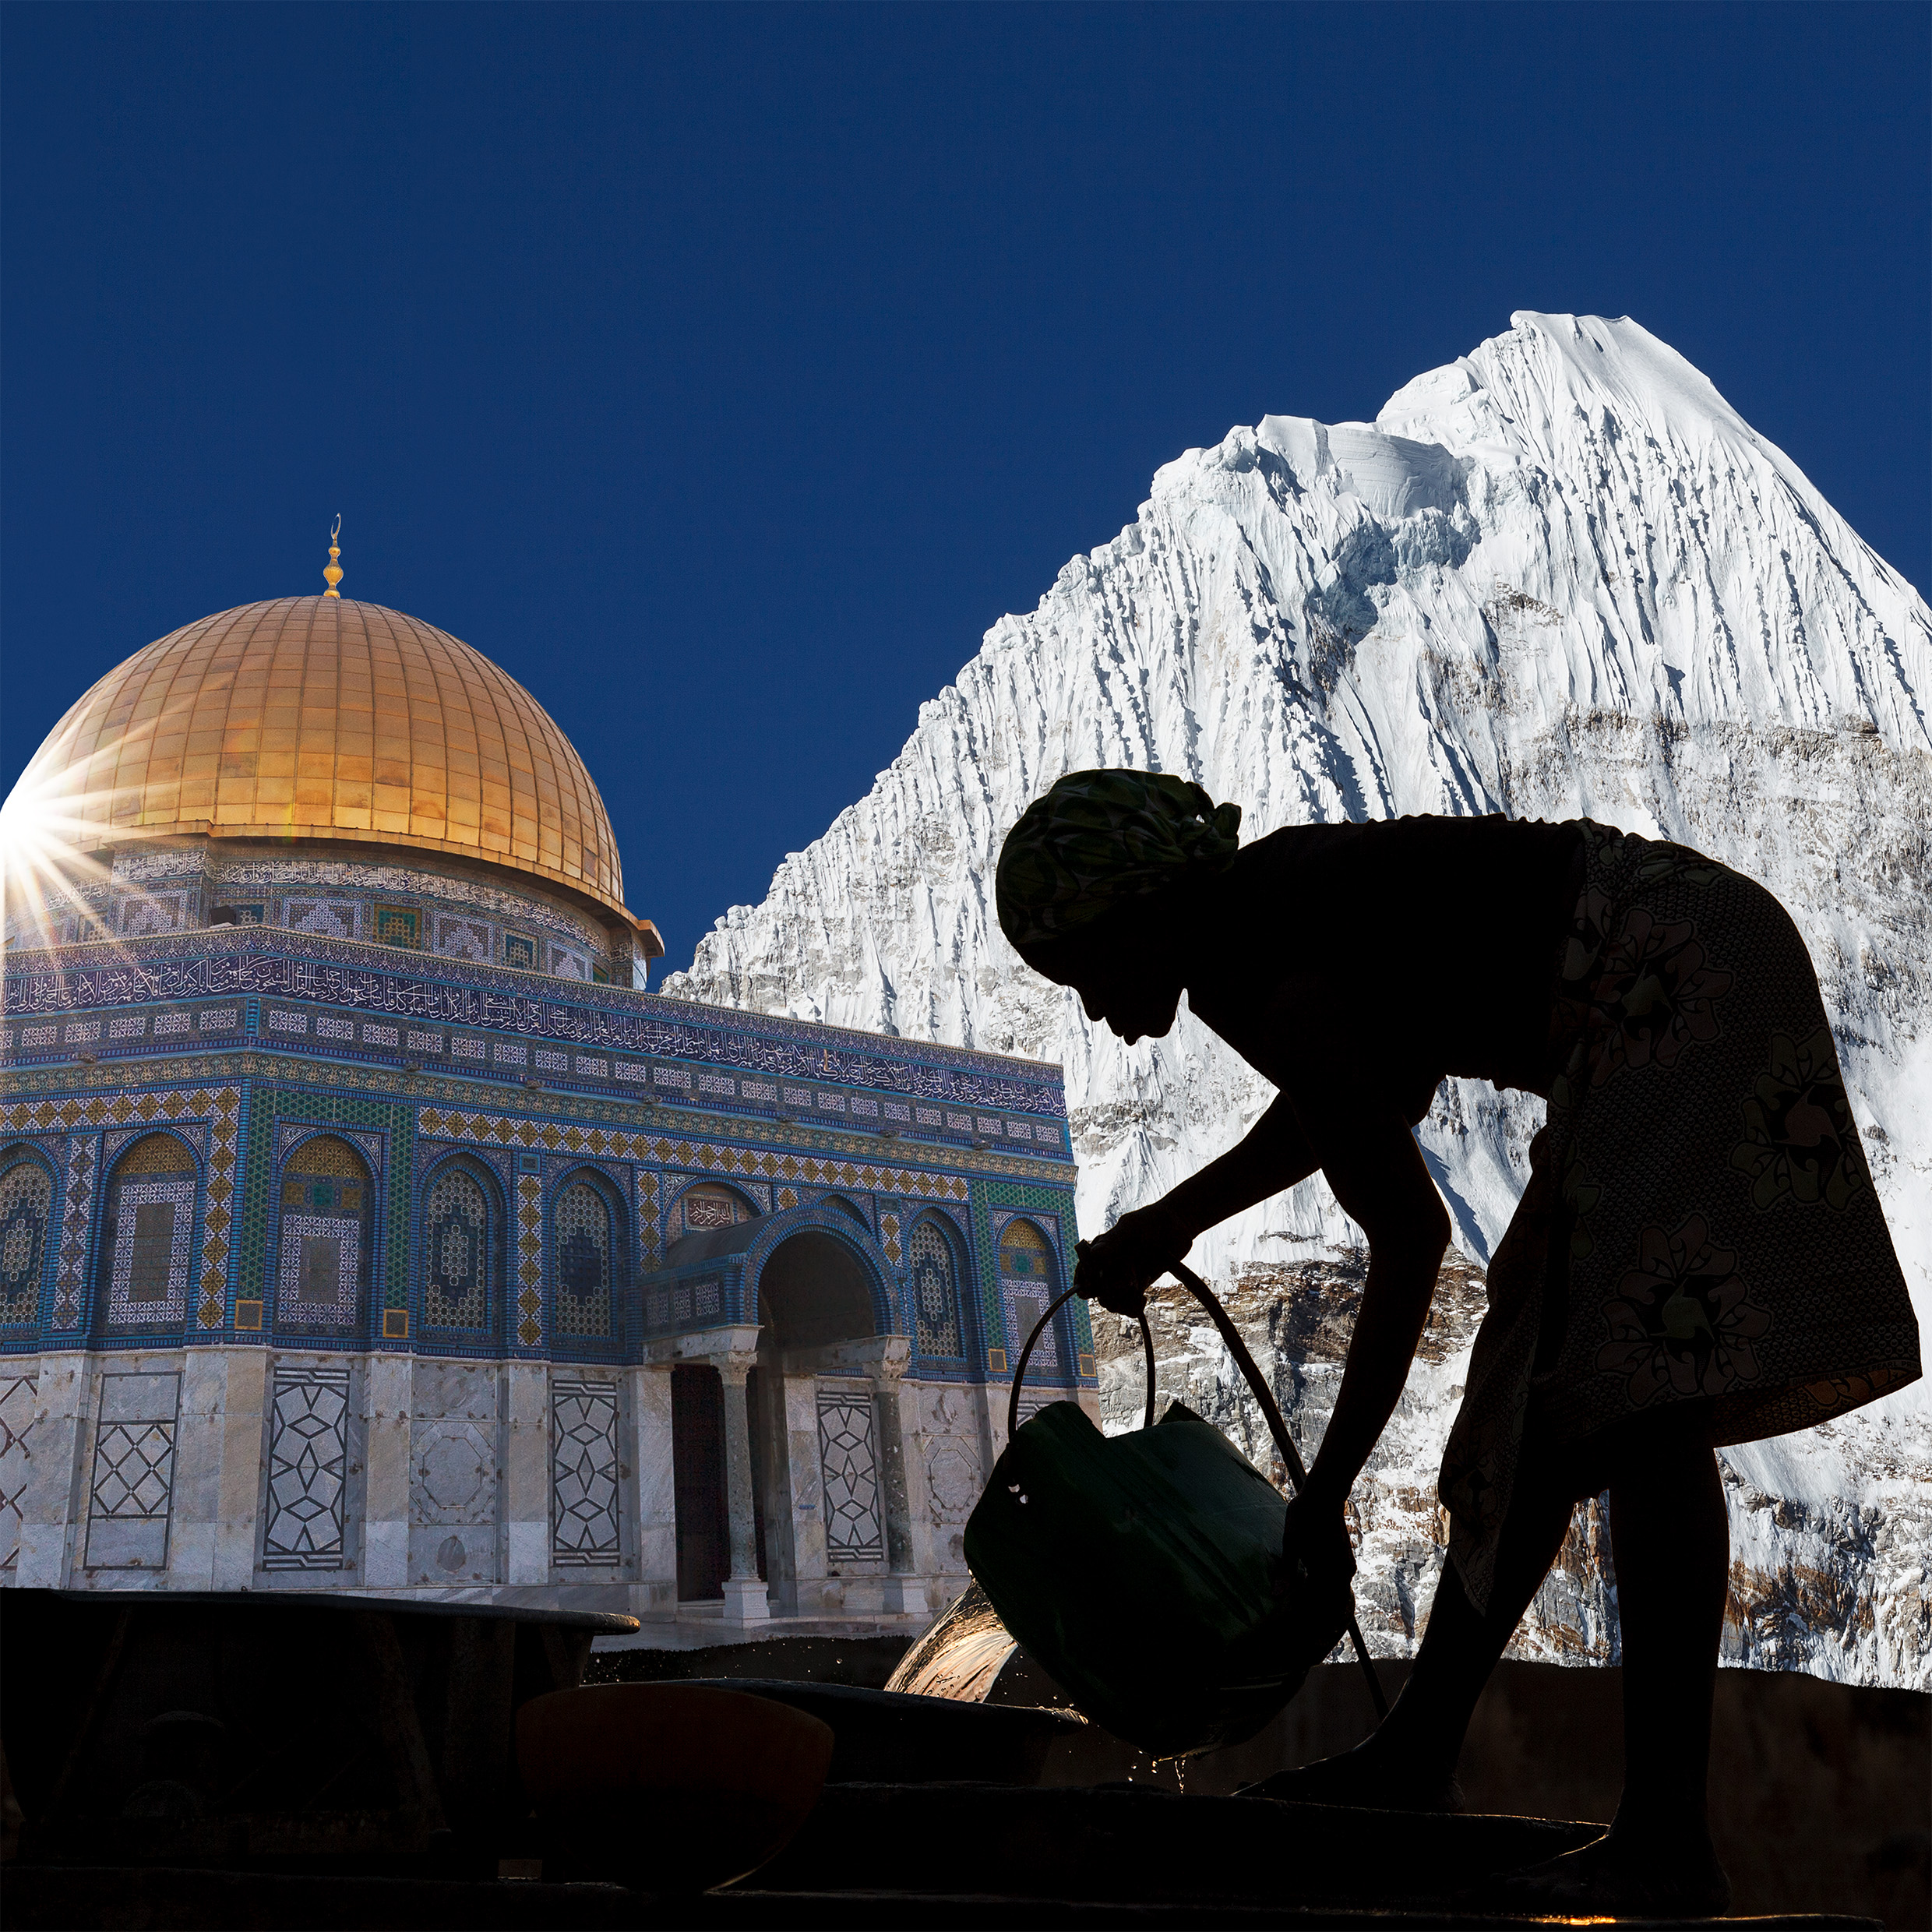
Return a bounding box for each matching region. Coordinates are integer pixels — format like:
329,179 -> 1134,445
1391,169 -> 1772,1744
16,595 -> 631,922
0,545 -> 1082,1636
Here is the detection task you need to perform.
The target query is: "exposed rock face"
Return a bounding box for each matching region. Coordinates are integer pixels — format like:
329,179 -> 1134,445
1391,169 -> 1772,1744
665,312 -> 1932,1686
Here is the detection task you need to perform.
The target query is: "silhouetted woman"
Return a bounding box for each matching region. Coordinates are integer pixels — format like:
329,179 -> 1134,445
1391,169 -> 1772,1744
996,769 -> 1919,1916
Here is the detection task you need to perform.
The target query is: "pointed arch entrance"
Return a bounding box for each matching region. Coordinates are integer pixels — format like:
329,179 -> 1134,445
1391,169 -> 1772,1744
743,1213 -> 915,1616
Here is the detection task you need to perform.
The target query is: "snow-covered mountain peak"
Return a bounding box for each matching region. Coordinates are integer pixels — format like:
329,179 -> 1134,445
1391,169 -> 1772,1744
665,314 -> 1931,1684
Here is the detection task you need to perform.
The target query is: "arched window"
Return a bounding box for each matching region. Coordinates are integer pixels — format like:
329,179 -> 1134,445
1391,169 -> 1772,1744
819,1194 -> 869,1227
677,1183 -> 756,1238
97,1133 -> 199,1329
0,1153 -> 53,1327
999,1218 -> 1063,1376
277,1135 -> 374,1333
908,1218 -> 963,1358
555,1179 -> 617,1338
423,1164 -> 493,1331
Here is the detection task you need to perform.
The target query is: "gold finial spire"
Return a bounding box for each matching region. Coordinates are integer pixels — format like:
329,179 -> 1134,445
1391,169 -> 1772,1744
323,515 -> 344,598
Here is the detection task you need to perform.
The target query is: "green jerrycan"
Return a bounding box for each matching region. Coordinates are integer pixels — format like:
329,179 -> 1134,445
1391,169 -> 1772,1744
964,1261 -> 1387,1760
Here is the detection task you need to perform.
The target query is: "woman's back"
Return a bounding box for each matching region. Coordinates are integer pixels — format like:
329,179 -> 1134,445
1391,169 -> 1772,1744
1228,813 -> 1581,1104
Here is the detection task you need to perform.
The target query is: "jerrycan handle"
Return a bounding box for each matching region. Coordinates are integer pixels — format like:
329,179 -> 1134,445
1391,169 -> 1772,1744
1007,1284 -> 1155,1440
1021,1249 -> 1388,1722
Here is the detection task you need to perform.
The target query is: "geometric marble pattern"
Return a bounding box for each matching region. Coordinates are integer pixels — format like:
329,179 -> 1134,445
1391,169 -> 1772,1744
0,1371 -> 34,1566
550,1377 -> 620,1567
816,1391 -> 883,1562
262,1366 -> 351,1569
86,1370 -> 180,1568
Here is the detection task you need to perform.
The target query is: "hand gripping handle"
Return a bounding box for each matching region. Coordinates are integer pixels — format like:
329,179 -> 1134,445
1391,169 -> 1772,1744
1011,1248 -> 1387,1722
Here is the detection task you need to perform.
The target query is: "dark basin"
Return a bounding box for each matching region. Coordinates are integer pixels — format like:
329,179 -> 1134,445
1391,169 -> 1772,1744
2,1587 -> 636,1874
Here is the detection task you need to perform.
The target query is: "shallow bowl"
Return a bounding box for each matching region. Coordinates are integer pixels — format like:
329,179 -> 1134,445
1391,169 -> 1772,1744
515,1682 -> 834,1893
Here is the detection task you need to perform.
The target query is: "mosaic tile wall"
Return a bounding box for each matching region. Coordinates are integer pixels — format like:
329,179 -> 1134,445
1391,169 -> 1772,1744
2,897 -> 1081,1389
3,929 -> 1072,1140
975,1179 -> 1093,1381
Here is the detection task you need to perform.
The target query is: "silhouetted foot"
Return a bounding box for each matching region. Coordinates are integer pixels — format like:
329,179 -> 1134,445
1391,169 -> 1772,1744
1237,1740 -> 1463,1813
1494,1825 -> 1732,1918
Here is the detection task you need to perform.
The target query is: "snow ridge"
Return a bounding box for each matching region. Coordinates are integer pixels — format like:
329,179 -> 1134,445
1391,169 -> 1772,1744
665,312 -> 1932,1686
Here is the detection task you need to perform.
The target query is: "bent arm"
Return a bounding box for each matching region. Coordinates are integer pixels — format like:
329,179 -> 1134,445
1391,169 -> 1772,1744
1075,1095 -> 1318,1311
1161,1095 -> 1320,1239
1295,1104 -> 1451,1511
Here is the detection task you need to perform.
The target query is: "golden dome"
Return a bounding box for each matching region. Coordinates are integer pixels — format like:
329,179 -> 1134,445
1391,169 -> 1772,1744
19,596 -> 648,933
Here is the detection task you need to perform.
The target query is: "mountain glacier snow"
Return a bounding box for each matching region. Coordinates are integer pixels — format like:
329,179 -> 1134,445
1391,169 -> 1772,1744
664,312 -> 1931,1687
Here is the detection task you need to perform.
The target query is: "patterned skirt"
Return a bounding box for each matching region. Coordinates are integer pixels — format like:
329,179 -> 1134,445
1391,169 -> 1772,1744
1440,823 -> 1921,1613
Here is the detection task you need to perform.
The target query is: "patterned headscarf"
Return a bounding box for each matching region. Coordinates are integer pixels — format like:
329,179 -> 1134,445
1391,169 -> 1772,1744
996,768 -> 1243,964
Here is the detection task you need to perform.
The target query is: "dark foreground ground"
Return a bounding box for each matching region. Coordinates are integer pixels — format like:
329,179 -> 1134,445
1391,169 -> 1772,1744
590,1638 -> 1929,1928
6,1606 -> 1923,1930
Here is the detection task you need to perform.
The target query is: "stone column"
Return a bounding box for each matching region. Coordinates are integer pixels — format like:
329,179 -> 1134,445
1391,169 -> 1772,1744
503,1360 -> 549,1585
781,1370 -> 829,1605
867,1340 -> 927,1616
716,1352 -> 770,1625
15,1350 -> 88,1588
167,1345 -> 266,1590
361,1347 -> 413,1589
627,1363 -> 678,1616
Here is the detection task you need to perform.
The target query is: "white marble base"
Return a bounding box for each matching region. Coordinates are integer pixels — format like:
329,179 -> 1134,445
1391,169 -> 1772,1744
881,1574 -> 929,1615
718,1575 -> 771,1624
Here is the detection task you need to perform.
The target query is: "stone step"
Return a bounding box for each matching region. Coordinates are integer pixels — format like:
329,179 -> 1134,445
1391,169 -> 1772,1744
0,1866 -> 1881,1930
749,1782 -> 1609,1911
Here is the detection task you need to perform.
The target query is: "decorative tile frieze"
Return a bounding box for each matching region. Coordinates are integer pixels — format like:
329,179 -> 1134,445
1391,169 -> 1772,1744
3,932 -> 1069,1119
51,1133 -> 97,1328
414,1106 -> 971,1202
636,1169 -> 661,1270
278,1121 -> 382,1168
285,899 -> 358,940
516,1172 -> 544,1349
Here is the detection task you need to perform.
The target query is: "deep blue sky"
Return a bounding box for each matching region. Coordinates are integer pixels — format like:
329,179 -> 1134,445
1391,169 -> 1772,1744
5,3 -> 1927,975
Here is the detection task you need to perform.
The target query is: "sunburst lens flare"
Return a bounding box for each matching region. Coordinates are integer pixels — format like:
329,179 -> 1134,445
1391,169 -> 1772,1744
1,754 -> 160,957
